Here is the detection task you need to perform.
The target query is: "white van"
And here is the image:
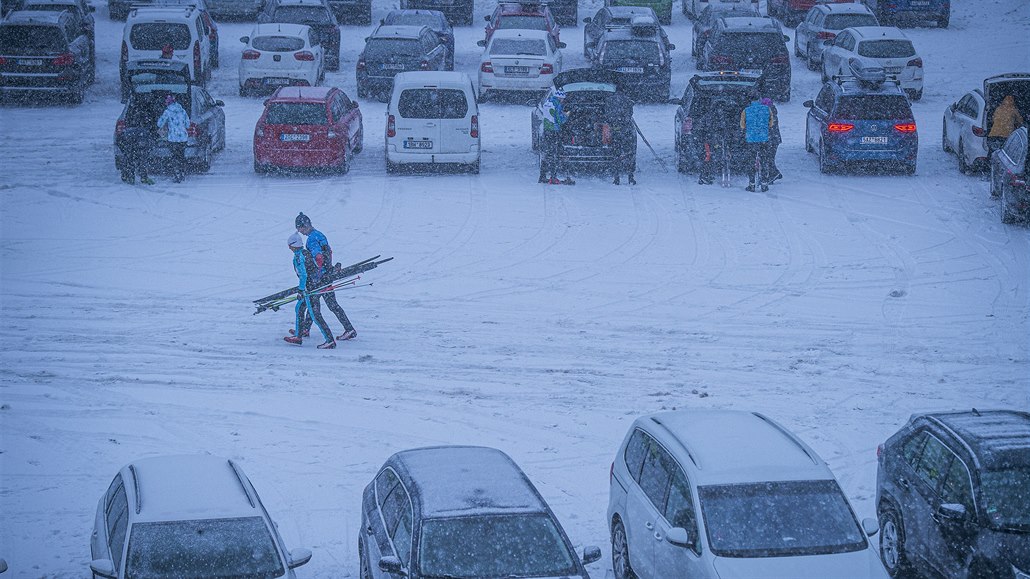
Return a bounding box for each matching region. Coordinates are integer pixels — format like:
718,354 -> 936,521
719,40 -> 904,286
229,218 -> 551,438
120,6 -> 213,100
385,71 -> 480,173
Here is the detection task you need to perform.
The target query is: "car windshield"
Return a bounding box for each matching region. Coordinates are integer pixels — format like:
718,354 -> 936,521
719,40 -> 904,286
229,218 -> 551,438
130,23 -> 191,50
490,38 -> 545,55
386,13 -> 440,29
604,40 -> 659,60
364,38 -> 420,58
497,15 -> 546,30
397,88 -> 468,119
273,6 -> 331,24
709,8 -> 759,23
857,39 -> 915,58
981,468 -> 1030,530
252,35 -> 304,51
418,514 -> 578,578
718,33 -> 784,60
823,14 -> 878,30
698,480 -> 867,558
0,25 -> 67,53
265,102 -> 327,124
125,517 -> 285,579
835,95 -> 912,120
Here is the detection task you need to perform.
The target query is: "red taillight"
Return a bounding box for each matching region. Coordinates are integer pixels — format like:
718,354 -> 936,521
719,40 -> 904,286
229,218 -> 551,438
187,123 -> 198,138
894,122 -> 917,133
907,57 -> 922,68
387,114 -> 396,138
770,54 -> 788,64
115,119 -> 126,136
470,114 -> 479,138
356,58 -> 365,71
420,60 -> 429,70
480,61 -> 493,73
193,40 -> 201,74
972,126 -> 985,137
294,51 -> 315,61
828,122 -> 855,133
601,123 -> 612,145
242,49 -> 260,60
817,31 -> 836,40
121,40 -> 128,64
540,63 -> 553,74
877,444 -> 882,459
0,56 -> 6,65
681,117 -> 693,135
53,52 -> 75,66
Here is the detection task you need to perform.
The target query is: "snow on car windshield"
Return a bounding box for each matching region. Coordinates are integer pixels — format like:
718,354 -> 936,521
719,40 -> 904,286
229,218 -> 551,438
419,514 -> 578,578
858,39 -> 915,58
252,35 -> 305,52
491,38 -> 545,56
604,40 -> 659,61
497,15 -> 546,30
125,517 -> 285,578
0,24 -> 67,52
823,14 -> 879,30
836,95 -> 911,120
398,88 -> 467,119
982,468 -> 1030,529
130,23 -> 191,51
698,480 -> 867,558
273,6 -> 331,24
265,102 -> 327,125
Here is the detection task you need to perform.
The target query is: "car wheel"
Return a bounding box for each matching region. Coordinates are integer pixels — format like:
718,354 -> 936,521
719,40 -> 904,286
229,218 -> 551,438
938,14 -> 949,28
806,44 -> 819,71
612,520 -> 635,579
821,62 -> 829,83
990,164 -> 1001,198
941,119 -> 951,152
353,129 -> 363,154
879,508 -> 912,578
196,143 -> 212,173
958,140 -> 970,174
793,35 -> 801,58
1001,185 -> 1017,224
805,124 -> 813,153
819,141 -> 833,174
676,147 -> 689,173
358,539 -> 373,579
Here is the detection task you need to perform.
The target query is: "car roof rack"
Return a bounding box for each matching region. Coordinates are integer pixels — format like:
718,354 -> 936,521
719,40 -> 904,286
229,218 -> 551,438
833,58 -> 900,89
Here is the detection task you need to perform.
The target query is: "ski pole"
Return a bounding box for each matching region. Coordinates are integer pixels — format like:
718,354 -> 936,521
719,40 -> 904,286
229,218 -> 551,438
632,119 -> 668,173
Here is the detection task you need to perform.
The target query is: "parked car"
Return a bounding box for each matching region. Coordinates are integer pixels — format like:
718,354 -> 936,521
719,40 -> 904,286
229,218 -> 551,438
484,1 -> 560,46
672,70 -> 762,173
862,0 -> 949,28
991,127 -> 1028,223
608,409 -> 888,579
357,25 -> 449,100
606,0 -> 673,25
239,23 -> 323,96
119,5 -> 214,99
876,410 -> 1030,578
115,59 -> 226,173
0,10 -> 93,103
543,0 -> 578,27
942,88 -> 989,174
385,71 -> 480,173
583,5 -> 669,60
698,16 -> 791,102
380,9 -> 453,70
804,64 -> 918,174
820,26 -> 923,100
589,16 -> 674,101
682,0 -> 757,20
0,559 -> 6,574
205,0 -> 264,20
477,29 -> 564,102
531,68 -> 636,173
89,455 -> 312,579
982,72 -> 1030,154
691,0 -> 759,59
18,0 -> 95,59
794,2 -> 878,70
259,0 -> 339,71
768,0 -> 852,26
325,0 -> 369,25
400,0 -> 473,26
253,85 -> 362,173
360,446 -> 601,579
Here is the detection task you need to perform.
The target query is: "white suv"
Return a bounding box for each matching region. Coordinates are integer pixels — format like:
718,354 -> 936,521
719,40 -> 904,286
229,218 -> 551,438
120,5 -> 213,99
607,410 -> 889,578
821,26 -> 924,100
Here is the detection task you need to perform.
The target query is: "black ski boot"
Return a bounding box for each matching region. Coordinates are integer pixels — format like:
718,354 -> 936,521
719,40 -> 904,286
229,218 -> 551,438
613,174 -> 620,185
628,173 -> 636,185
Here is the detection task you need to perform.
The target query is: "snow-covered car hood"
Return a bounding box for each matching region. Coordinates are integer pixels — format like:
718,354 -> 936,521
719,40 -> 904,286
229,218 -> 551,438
713,547 -> 889,578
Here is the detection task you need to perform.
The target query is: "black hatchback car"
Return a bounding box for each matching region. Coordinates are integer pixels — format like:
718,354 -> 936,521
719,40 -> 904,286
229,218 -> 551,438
991,126 -> 1029,224
0,10 -> 93,103
672,70 -> 762,174
360,446 -> 601,579
698,16 -> 791,102
876,409 -> 1030,579
589,17 -> 674,101
356,25 -> 449,100
380,9 -> 453,70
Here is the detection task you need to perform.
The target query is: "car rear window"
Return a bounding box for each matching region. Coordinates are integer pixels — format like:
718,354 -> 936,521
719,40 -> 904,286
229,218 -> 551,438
385,13 -> 440,28
490,38 -> 545,55
497,15 -> 546,30
265,102 -> 327,124
252,35 -> 305,51
23,3 -> 79,13
604,40 -> 659,60
835,95 -> 912,120
857,39 -> 915,58
130,23 -> 191,51
717,32 -> 785,60
273,6 -> 332,24
823,14 -> 878,29
365,38 -> 420,58
0,25 -> 67,53
397,88 -> 468,119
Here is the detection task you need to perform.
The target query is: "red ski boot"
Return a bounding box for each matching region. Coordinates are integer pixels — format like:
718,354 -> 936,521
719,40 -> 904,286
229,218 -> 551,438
283,336 -> 302,345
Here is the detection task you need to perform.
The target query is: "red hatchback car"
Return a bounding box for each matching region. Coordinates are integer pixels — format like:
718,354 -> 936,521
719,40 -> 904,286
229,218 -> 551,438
484,2 -> 560,45
253,86 -> 363,173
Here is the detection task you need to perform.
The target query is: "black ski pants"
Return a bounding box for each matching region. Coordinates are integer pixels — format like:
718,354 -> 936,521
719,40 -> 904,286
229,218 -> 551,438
539,131 -> 560,179
168,142 -> 187,182
746,141 -> 773,185
296,293 -> 334,343
301,290 -> 354,336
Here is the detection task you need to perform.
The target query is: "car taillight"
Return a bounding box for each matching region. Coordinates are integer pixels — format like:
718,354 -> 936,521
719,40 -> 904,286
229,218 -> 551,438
115,119 -> 126,136
0,56 -> 6,65
907,57 -> 922,68
817,31 -> 836,40
770,54 -> 788,64
894,122 -> 917,133
294,51 -> 315,61
876,444 -> 882,459
121,40 -> 128,64
470,114 -> 479,138
540,63 -> 553,74
187,123 -> 198,138
242,49 -> 260,60
682,117 -> 693,135
420,60 -> 429,70
357,57 -> 365,71
387,114 -> 396,138
53,52 -> 75,66
601,123 -> 612,145
828,122 -> 855,133
972,125 -> 985,137
481,60 -> 493,73
193,40 -> 201,75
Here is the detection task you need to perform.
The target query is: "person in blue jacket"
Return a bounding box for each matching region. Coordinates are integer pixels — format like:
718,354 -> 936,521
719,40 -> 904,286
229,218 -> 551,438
293,213 -> 357,341
156,94 -> 191,183
538,89 -> 574,185
739,96 -> 776,192
283,232 -> 336,349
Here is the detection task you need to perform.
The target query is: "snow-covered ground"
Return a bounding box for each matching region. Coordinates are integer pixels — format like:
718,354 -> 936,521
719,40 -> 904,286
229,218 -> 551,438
1,0 -> 1029,576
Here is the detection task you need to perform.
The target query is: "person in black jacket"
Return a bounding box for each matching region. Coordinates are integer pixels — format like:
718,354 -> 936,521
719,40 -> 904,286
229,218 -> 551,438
611,119 -> 637,185
118,97 -> 157,185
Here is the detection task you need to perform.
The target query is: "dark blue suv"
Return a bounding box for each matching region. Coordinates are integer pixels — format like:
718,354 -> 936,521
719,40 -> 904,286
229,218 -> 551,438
876,409 -> 1030,579
862,0 -> 950,28
804,66 -> 918,174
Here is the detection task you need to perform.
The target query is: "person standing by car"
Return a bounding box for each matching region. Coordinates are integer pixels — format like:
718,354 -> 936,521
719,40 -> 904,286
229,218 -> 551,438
740,96 -> 773,192
696,106 -> 731,185
539,89 -> 574,185
294,212 -> 357,342
118,98 -> 157,185
157,94 -> 190,183
611,118 -> 637,185
762,97 -> 783,184
988,95 -> 1025,152
283,232 -> 336,349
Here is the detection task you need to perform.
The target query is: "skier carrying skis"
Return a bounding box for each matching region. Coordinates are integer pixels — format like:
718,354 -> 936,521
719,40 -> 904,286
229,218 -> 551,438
538,89 -> 574,185
293,212 -> 357,341
284,232 -> 336,349
740,96 -> 775,192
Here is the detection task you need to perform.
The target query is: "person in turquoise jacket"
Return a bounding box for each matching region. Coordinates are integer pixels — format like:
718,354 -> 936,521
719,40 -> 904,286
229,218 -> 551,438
739,97 -> 776,192
538,89 -> 574,184
283,233 -> 336,349
157,94 -> 191,183
293,213 -> 356,341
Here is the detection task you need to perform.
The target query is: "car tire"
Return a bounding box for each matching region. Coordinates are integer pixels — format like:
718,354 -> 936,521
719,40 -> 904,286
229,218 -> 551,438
69,82 -> 85,105
941,119 -> 951,152
938,14 -> 949,28
805,124 -> 814,153
806,44 -> 819,71
879,508 -> 913,578
357,83 -> 368,99
386,158 -> 399,174
794,35 -> 801,58
958,139 -> 970,174
612,520 -> 635,579
478,88 -> 488,103
329,59 -> 339,72
778,88 -> 790,103
903,162 -> 916,176
990,163 -> 1001,198
819,141 -> 834,174
254,159 -> 268,174
1001,185 -> 1017,224
336,151 -> 350,175
196,143 -> 212,173
908,89 -> 922,101
676,147 -> 689,173
358,539 -> 373,579
821,63 -> 829,83
353,129 -> 364,154
239,86 -> 248,97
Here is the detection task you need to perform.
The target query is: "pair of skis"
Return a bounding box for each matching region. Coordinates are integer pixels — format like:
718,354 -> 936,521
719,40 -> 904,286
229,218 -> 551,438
253,255 -> 393,315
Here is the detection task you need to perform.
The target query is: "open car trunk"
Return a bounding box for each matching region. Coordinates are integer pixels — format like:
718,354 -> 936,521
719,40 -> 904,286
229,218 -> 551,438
984,73 -> 1030,151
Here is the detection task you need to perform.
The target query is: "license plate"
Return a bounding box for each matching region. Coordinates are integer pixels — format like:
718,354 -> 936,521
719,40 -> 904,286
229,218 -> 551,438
618,67 -> 644,73
861,136 -> 889,144
281,133 -> 310,142
18,59 -> 42,66
404,140 -> 432,149
382,63 -> 407,70
504,66 -> 530,74
910,1 -> 930,5
265,77 -> 290,85
885,67 -> 903,74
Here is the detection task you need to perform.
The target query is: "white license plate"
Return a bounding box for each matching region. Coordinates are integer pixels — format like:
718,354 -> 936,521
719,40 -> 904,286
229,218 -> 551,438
382,63 -> 407,70
861,136 -> 889,144
18,59 -> 43,66
504,66 -> 530,74
885,67 -> 903,73
404,140 -> 432,149
281,133 -> 310,142
265,77 -> 290,85
618,67 -> 644,73
910,1 -> 930,5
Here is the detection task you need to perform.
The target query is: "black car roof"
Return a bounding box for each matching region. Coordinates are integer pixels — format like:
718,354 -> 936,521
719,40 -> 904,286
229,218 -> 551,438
927,410 -> 1030,469
21,0 -> 80,7
3,9 -> 69,24
834,78 -> 907,97
370,25 -> 427,39
601,28 -> 661,43
718,16 -> 780,31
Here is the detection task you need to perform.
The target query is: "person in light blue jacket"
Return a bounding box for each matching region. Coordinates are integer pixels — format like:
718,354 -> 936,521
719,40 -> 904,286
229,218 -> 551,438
157,94 -> 191,183
739,97 -> 776,192
283,233 -> 336,349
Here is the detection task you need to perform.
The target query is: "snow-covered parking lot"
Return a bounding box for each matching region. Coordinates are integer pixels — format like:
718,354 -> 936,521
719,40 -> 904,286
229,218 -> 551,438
1,0 -> 1028,576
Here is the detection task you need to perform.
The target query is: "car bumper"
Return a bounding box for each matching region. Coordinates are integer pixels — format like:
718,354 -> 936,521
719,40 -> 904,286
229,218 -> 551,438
479,73 -> 552,92
116,142 -> 205,168
828,144 -> 918,163
1,72 -> 81,92
256,148 -> 345,167
240,68 -> 316,88
386,145 -> 479,164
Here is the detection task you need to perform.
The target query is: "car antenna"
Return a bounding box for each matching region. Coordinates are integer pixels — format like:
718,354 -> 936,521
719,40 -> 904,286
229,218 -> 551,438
971,408 -> 981,416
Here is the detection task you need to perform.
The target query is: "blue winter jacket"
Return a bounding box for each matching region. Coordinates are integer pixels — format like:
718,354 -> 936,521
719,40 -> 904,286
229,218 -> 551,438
305,229 -> 332,280
740,101 -> 772,144
292,248 -> 309,290
542,96 -> 567,132
157,101 -> 190,143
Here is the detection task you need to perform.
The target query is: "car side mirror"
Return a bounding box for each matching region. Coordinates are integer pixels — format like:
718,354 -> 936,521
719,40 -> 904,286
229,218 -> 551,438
862,517 -> 879,537
379,556 -> 406,576
803,100 -> 814,108
476,39 -> 485,47
783,34 -> 790,43
484,14 -> 490,21
263,99 -> 270,106
288,548 -> 312,569
938,503 -> 968,522
89,560 -> 117,579
379,18 -> 384,24
582,16 -> 591,23
364,37 -> 369,42
89,4 -> 95,11
666,526 -> 698,550
349,100 -> 359,110
240,36 -> 250,44
950,102 -> 958,112
215,99 -> 224,107
558,41 -> 567,49
668,97 -> 681,105
582,545 -> 602,565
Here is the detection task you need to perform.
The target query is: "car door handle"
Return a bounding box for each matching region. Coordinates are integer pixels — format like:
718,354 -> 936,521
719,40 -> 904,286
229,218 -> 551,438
654,531 -> 663,541
366,525 -> 374,536
898,476 -> 910,490
645,521 -> 654,530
